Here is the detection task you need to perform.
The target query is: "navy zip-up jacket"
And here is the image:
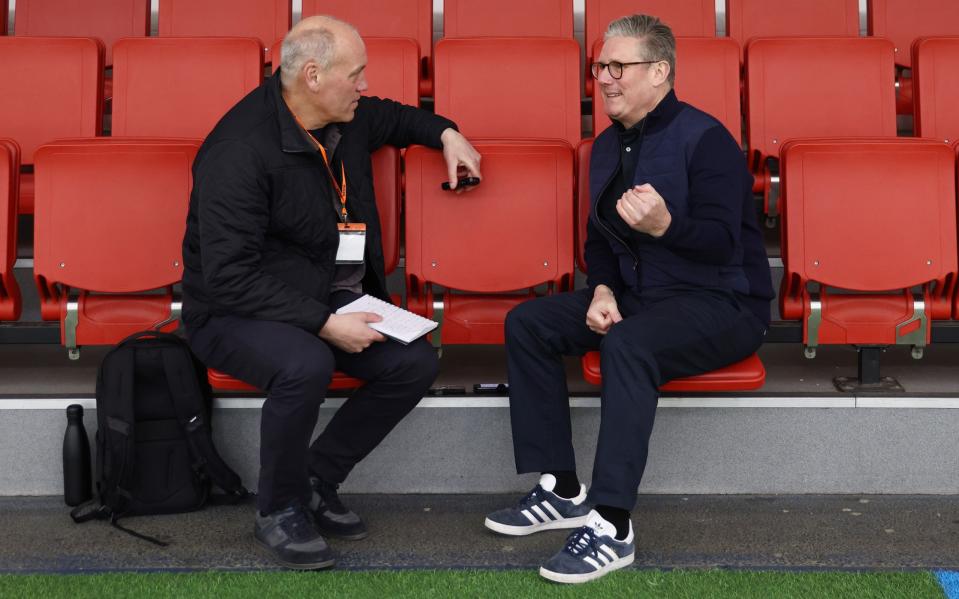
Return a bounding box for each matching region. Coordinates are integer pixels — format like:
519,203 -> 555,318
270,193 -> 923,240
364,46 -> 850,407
584,90 -> 774,324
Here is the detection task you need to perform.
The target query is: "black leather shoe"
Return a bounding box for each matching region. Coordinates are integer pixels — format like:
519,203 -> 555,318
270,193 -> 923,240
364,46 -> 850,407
254,503 -> 336,569
309,477 -> 369,540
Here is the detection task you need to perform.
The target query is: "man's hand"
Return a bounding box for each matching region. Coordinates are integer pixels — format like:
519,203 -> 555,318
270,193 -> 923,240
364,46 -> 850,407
440,128 -> 482,192
586,285 -> 622,335
319,312 -> 386,353
616,183 -> 672,237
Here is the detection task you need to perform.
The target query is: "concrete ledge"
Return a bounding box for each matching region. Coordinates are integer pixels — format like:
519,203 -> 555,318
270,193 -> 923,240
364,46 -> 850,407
2,400 -> 959,496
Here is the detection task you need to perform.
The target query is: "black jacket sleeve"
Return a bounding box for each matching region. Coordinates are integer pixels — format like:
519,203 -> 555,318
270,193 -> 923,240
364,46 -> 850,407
358,96 -> 457,152
195,141 -> 332,332
584,215 -> 626,296
657,126 -> 744,265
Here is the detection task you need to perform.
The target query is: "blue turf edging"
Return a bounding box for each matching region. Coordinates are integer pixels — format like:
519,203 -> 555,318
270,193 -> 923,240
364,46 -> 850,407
937,571 -> 959,599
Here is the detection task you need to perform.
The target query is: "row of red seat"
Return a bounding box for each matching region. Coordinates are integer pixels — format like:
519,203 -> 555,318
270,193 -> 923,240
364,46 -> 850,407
3,0 -> 957,90
3,34 -> 959,219
3,136 -> 958,391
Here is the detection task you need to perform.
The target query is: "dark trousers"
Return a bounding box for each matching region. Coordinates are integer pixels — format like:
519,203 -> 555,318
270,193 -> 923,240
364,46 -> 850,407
186,291 -> 439,514
505,287 -> 766,511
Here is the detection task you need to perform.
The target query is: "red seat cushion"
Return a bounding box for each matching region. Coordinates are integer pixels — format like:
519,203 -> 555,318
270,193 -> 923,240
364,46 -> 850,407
208,369 -> 362,392
581,352 -> 765,392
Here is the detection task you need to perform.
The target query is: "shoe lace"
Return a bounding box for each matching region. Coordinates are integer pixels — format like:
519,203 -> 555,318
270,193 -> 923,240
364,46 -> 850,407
517,485 -> 545,509
316,479 -> 347,513
563,526 -> 600,558
279,504 -> 318,543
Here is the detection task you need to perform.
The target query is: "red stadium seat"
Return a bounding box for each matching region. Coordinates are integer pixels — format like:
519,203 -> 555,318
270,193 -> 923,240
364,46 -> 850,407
592,37 -> 742,142
32,138 -> 201,358
0,140 -> 21,322
444,0 -> 573,38
111,37 -> 263,138
954,141 -> 959,319
584,0 -> 719,95
778,138 -> 957,360
301,0 -> 433,96
581,351 -> 766,391
728,0 -> 859,53
575,138 -> 764,392
0,37 -> 104,215
208,369 -> 363,393
913,37 -> 959,144
745,37 -> 897,221
14,0 -> 149,65
404,141 -> 575,346
157,0 -> 291,60
434,38 -> 581,147
868,0 -> 959,114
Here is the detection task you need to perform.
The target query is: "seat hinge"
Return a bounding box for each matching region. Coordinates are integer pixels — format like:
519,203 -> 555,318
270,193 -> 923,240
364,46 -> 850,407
895,291 -> 927,359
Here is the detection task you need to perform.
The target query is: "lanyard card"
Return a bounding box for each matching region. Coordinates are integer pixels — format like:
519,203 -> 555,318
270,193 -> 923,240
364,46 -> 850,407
336,222 -> 366,264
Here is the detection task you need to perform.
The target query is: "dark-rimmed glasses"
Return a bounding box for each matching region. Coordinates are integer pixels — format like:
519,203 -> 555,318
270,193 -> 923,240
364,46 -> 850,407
590,60 -> 660,80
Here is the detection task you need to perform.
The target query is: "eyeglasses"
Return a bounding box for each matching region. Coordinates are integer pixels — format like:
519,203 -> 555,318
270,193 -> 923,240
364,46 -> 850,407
590,60 -> 661,80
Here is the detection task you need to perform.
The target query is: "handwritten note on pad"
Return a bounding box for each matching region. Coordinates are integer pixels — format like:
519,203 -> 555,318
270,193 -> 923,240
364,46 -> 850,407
335,295 -> 438,345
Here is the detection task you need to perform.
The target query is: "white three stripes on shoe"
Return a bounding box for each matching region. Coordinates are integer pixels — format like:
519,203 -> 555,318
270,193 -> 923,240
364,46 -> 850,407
523,501 -> 564,525
599,545 -> 618,561
531,505 -> 549,522
542,502 -> 563,520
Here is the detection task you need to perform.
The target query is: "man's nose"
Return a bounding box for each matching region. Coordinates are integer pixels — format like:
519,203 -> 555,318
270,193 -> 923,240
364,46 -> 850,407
357,72 -> 369,93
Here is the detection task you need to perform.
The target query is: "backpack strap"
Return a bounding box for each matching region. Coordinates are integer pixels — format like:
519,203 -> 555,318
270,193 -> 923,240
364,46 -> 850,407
159,341 -> 250,500
97,342 -> 139,515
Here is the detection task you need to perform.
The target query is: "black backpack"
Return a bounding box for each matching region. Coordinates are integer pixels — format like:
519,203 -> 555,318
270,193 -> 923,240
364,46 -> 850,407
71,330 -> 248,545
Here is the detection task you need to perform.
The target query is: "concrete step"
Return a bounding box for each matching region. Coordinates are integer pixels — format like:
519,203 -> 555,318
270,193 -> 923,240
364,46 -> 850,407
3,396 -> 959,496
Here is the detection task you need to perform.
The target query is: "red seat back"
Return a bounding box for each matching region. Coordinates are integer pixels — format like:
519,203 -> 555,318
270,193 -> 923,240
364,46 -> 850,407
158,0 -> 291,60
444,0 -> 574,37
0,140 -> 20,321
33,139 -> 201,324
434,37 -> 581,147
14,0 -> 149,65
405,141 -> 574,344
111,37 -> 263,139
913,37 -> 959,144
868,0 -> 959,69
0,37 -> 104,167
0,37 -> 104,214
745,37 -> 897,165
728,0 -> 859,51
592,37 -> 742,142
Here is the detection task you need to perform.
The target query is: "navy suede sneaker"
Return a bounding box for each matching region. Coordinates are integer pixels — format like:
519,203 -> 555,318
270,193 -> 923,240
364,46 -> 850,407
484,474 -> 591,536
539,509 -> 635,584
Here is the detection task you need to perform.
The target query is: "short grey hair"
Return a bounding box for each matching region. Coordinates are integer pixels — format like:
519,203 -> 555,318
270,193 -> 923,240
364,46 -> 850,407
604,14 -> 676,86
280,17 -> 357,87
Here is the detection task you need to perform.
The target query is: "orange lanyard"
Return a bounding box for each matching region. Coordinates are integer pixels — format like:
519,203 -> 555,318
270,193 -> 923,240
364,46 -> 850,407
294,114 -> 348,221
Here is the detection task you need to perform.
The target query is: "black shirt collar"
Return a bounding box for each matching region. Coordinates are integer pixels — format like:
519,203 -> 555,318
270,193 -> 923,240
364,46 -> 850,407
611,88 -> 680,140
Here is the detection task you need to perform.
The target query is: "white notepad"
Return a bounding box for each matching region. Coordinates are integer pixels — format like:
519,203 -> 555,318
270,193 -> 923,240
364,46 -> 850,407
335,294 -> 438,345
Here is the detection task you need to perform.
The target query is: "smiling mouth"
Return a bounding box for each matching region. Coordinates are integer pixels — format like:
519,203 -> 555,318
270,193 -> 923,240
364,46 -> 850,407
605,92 -> 623,98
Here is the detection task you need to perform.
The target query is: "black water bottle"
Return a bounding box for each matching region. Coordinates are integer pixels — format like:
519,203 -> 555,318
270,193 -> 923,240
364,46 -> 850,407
63,404 -> 92,506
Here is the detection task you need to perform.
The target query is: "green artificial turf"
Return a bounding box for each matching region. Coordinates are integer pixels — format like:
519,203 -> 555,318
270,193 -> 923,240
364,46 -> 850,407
0,569 -> 945,599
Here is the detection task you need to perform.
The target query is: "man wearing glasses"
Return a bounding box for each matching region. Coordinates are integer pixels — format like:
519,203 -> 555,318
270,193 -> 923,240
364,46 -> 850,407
484,15 -> 773,584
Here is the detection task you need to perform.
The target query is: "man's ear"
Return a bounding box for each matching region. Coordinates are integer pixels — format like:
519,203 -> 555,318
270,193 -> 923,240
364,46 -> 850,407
304,61 -> 322,90
653,61 -> 670,87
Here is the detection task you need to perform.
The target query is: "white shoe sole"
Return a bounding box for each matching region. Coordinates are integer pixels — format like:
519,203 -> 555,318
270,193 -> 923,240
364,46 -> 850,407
539,552 -> 635,584
484,514 -> 590,536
